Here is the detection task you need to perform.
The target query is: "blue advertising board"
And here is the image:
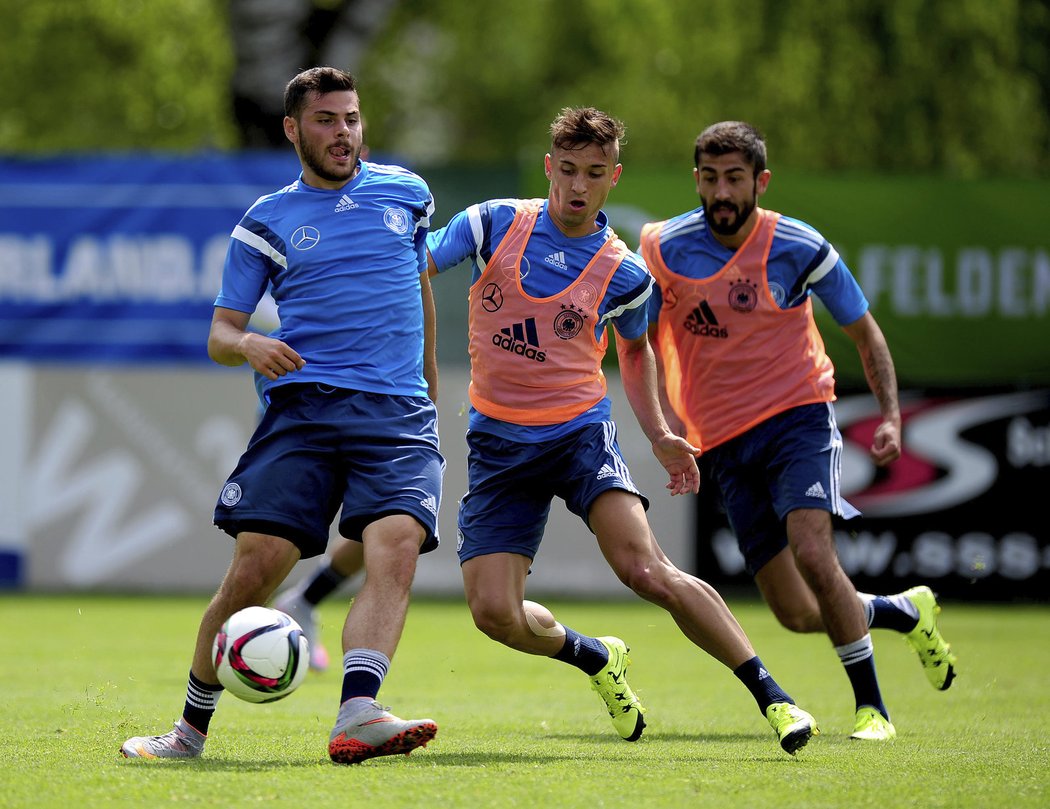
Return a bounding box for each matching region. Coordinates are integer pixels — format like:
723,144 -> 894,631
0,153 -> 301,362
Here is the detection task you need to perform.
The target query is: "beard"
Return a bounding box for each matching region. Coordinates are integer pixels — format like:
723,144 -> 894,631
703,194 -> 756,236
300,139 -> 359,184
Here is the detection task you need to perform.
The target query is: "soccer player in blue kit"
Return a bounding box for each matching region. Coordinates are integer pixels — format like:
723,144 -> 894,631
425,107 -> 817,754
642,121 -> 957,741
121,67 -> 444,764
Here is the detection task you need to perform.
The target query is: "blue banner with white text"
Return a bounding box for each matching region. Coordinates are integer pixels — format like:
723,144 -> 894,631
0,153 -> 301,362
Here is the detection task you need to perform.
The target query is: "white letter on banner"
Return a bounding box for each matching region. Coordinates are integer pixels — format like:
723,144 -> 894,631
1032,249 -> 1050,316
26,399 -> 190,586
857,245 -> 888,311
199,234 -> 229,301
997,248 -> 1028,317
61,237 -> 105,300
0,235 -> 57,302
891,246 -> 922,315
150,236 -> 196,301
111,235 -> 145,299
956,248 -> 993,316
924,248 -> 954,316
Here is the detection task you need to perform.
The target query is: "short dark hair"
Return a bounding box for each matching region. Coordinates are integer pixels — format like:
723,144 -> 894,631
694,121 -> 767,176
284,67 -> 358,120
549,107 -> 625,161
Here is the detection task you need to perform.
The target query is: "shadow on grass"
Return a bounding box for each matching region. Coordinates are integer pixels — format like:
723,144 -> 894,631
117,730 -> 804,770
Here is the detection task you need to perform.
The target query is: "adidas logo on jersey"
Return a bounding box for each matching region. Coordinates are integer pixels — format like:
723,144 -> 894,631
544,251 -> 568,270
805,481 -> 827,499
596,464 -> 618,481
334,194 -> 358,212
684,300 -> 728,338
493,317 -> 546,362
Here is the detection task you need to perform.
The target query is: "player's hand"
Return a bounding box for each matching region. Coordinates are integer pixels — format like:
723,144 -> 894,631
240,333 -> 306,380
651,433 -> 701,496
869,420 -> 901,467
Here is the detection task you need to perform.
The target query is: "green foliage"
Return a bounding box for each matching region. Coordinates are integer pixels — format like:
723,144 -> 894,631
0,0 -> 236,152
1,0 -> 1046,174
360,0 -> 1049,176
2,593 -> 1048,808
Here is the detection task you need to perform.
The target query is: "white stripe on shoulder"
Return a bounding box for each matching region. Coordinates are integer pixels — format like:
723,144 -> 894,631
775,218 -> 823,250
466,204 -> 486,269
805,246 -> 841,287
365,161 -> 416,177
414,195 -> 435,235
232,225 -> 287,268
599,275 -> 653,325
660,211 -> 706,244
487,198 -> 522,211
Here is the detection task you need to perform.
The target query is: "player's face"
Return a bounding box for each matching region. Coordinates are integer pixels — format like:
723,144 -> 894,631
544,142 -> 622,238
695,152 -> 770,245
284,90 -> 364,189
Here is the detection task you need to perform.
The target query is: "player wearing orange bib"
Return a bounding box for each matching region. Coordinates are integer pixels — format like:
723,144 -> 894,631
426,108 -> 818,754
643,121 -> 957,741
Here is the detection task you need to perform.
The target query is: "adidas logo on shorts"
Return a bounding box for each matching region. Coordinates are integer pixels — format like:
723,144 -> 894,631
805,481 -> 827,499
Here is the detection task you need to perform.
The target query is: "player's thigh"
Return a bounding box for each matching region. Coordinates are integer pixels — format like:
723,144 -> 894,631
337,393 -> 444,554
588,489 -> 658,580
456,431 -> 553,564
461,552 -> 532,623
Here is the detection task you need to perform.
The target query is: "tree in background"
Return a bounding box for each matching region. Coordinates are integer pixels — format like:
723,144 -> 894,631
229,0 -> 396,147
1,0 -> 1047,177
0,0 -> 237,152
358,0 -> 1050,177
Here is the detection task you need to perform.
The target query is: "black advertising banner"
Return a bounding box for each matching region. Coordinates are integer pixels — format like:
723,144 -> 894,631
696,390 -> 1050,601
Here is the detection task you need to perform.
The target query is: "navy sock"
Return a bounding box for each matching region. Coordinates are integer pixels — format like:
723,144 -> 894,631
340,648 -> 389,704
836,635 -> 889,719
183,671 -> 222,734
733,656 -> 792,713
859,592 -> 920,633
551,627 -> 610,676
301,563 -> 347,606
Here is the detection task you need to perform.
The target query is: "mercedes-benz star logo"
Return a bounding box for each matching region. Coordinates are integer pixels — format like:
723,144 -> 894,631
291,226 -> 321,250
481,282 -> 503,312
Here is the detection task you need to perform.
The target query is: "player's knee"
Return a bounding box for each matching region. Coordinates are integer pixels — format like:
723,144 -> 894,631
618,561 -> 673,604
225,559 -> 280,603
773,608 -> 822,634
468,602 -> 519,645
523,600 -> 563,638
791,543 -> 839,590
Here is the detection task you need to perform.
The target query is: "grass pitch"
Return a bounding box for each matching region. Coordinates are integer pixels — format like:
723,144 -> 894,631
2,593 -> 1047,808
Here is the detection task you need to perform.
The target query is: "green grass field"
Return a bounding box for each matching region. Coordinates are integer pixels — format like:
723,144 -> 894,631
3,593 -> 1047,808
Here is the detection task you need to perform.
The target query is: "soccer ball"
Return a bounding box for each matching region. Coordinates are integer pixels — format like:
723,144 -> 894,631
212,606 -> 310,703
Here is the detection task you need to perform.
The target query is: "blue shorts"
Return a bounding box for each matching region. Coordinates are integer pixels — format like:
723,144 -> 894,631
214,383 -> 444,559
456,420 -> 648,564
702,402 -> 858,576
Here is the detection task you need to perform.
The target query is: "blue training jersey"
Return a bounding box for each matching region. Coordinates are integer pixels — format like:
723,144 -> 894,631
646,206 -> 868,326
216,160 -> 435,397
428,198 -> 652,442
